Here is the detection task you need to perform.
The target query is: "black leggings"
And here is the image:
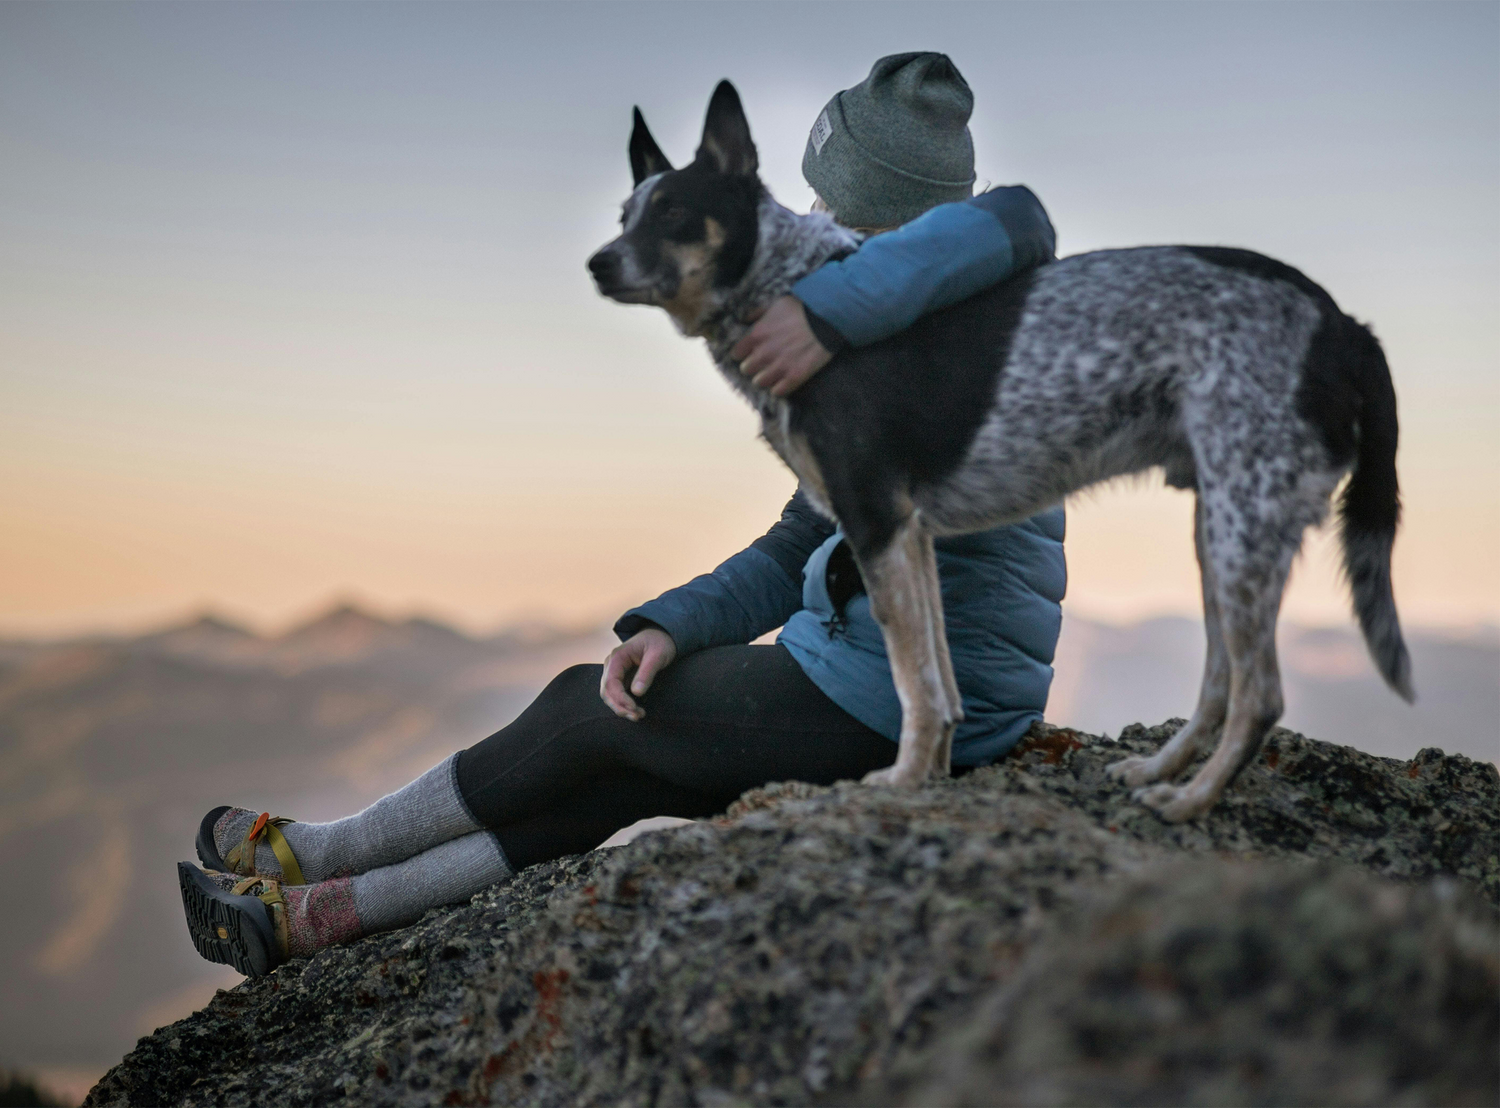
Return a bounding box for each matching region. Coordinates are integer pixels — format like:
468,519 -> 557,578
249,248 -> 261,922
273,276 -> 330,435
455,644 -> 896,870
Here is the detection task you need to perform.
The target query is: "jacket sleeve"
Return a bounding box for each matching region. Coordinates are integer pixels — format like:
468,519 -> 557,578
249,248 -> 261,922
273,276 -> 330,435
613,489 -> 835,654
792,185 -> 1057,350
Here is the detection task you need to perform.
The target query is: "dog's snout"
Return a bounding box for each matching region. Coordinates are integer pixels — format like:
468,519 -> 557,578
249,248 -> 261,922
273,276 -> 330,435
588,249 -> 621,285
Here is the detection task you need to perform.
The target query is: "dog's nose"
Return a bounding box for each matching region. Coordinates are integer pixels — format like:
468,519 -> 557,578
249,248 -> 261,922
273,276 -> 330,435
588,250 -> 621,285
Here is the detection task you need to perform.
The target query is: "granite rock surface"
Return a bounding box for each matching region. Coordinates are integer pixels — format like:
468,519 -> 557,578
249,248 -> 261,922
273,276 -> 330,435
85,722 -> 1500,1107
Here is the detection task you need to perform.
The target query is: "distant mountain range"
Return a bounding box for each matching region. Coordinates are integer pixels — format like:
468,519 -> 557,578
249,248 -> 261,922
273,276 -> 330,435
0,605 -> 1493,1102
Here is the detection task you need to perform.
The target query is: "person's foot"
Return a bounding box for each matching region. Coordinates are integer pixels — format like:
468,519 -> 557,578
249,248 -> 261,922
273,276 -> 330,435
197,806 -> 311,883
180,863 -> 365,976
179,864 -> 288,977
181,829 -> 510,975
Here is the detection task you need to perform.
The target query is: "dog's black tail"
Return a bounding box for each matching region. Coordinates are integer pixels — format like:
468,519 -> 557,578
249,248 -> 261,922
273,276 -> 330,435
1337,320 -> 1414,702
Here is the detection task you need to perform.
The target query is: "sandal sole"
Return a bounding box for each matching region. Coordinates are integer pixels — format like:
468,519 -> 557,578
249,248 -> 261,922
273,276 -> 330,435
178,862 -> 280,977
195,805 -> 233,872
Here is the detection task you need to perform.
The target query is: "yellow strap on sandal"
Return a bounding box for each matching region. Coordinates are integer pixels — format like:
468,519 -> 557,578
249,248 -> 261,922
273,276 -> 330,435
232,875 -> 291,960
225,812 -> 307,887
260,820 -> 306,887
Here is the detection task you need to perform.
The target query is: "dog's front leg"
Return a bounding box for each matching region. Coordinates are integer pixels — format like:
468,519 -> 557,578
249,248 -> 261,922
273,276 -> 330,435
856,516 -> 962,788
915,521 -> 960,778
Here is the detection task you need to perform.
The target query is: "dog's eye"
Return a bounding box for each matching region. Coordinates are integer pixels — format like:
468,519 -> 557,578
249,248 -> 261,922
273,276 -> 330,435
662,204 -> 688,226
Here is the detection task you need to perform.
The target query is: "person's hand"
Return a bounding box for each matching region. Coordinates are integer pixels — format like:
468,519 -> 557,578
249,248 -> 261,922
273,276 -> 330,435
731,296 -> 832,397
600,627 -> 678,721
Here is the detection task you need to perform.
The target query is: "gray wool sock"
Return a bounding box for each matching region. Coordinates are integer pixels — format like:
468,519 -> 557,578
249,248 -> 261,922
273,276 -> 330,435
351,830 -> 513,934
214,753 -> 482,882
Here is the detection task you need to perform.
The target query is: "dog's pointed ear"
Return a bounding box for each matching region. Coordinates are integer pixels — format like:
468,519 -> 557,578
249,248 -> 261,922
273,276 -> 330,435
629,108 -> 673,186
697,80 -> 758,177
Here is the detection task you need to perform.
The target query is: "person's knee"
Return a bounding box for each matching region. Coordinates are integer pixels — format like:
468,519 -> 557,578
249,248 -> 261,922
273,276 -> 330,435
540,663 -> 606,711
462,662 -> 612,781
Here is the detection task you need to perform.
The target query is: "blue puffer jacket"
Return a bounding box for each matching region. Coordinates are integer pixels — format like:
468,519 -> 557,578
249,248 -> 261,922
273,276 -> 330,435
616,186 -> 1067,766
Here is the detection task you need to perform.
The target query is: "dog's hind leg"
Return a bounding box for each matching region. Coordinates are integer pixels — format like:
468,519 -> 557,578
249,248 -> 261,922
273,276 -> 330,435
1107,496 -> 1231,787
857,515 -> 962,788
1133,495 -> 1296,822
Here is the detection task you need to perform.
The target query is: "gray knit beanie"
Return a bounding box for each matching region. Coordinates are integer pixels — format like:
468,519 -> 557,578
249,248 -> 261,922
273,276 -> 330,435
802,52 -> 976,229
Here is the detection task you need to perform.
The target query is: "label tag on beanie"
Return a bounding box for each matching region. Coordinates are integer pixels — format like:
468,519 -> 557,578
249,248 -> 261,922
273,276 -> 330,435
810,110 -> 833,155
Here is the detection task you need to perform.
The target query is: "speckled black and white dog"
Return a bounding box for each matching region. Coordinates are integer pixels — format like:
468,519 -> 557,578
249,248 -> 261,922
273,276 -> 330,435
588,82 -> 1413,821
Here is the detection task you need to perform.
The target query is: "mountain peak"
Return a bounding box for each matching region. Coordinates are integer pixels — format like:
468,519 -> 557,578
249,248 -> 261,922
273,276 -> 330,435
283,603 -> 394,638
135,612 -> 261,660
270,603 -> 413,669
183,612 -> 255,636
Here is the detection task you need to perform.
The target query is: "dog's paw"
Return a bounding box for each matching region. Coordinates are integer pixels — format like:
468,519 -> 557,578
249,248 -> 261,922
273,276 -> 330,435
1105,756 -> 1166,788
1131,783 -> 1211,823
861,765 -> 924,789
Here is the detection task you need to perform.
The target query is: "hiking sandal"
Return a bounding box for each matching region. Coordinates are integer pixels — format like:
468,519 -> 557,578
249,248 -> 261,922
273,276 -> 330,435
178,863 -> 291,977
196,807 -> 307,886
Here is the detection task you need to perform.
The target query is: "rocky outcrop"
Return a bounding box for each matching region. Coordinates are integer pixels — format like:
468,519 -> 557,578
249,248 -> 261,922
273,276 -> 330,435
86,722 -> 1500,1107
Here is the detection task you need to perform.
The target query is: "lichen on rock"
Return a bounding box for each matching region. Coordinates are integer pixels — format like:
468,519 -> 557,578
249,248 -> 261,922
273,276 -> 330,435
86,722 -> 1500,1107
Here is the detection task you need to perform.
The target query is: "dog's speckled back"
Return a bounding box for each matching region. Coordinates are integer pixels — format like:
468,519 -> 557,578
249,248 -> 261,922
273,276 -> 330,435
919,246 -> 1329,535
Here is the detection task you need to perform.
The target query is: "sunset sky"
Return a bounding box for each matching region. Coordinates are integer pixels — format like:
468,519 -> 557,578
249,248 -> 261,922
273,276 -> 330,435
2,1 -> 1496,638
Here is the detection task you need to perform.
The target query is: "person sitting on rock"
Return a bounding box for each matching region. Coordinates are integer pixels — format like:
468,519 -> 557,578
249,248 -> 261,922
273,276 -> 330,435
179,52 -> 1068,977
